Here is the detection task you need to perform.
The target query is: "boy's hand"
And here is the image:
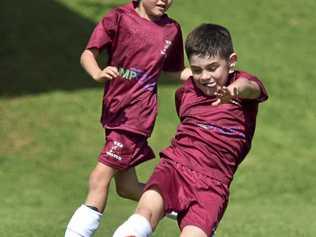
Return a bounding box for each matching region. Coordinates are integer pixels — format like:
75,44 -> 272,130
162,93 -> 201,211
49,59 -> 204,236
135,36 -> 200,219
180,67 -> 192,81
93,66 -> 119,82
212,86 -> 240,106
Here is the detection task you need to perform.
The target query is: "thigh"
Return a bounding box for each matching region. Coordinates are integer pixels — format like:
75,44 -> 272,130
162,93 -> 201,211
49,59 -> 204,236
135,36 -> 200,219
90,161 -> 117,183
114,167 -> 144,194
180,225 -> 207,237
178,175 -> 229,237
115,167 -> 140,187
144,159 -> 184,214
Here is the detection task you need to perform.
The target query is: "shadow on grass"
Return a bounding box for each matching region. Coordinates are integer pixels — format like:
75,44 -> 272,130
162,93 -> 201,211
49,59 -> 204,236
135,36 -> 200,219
0,0 -> 178,98
0,0 -> 100,97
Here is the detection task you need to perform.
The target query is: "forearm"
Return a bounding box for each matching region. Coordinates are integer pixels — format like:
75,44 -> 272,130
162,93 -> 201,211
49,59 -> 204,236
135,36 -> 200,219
162,67 -> 192,82
80,49 -> 103,82
229,77 -> 261,100
161,71 -> 181,81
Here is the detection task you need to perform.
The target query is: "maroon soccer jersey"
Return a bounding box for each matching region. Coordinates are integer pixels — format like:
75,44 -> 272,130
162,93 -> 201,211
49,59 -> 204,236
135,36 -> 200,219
161,71 -> 268,185
86,2 -> 184,136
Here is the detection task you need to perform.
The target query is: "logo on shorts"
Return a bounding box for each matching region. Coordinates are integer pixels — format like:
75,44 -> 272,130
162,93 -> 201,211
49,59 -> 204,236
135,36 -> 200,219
106,141 -> 123,161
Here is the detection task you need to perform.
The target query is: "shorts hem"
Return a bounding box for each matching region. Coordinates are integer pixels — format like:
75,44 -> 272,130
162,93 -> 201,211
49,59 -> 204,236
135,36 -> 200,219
98,158 -> 125,171
143,182 -> 169,215
103,126 -> 150,137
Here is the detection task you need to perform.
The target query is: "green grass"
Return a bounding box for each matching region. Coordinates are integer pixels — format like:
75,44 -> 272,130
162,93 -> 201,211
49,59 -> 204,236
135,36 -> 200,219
1,0 -> 316,236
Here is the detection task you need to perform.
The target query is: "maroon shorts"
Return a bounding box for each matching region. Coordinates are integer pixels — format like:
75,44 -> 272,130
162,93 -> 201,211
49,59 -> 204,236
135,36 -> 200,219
98,130 -> 155,170
144,159 -> 229,237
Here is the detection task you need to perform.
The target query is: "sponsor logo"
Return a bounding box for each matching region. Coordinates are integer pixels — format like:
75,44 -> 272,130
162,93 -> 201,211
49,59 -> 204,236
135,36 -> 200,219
118,67 -> 157,92
106,141 -> 123,161
119,67 -> 139,80
197,123 -> 246,138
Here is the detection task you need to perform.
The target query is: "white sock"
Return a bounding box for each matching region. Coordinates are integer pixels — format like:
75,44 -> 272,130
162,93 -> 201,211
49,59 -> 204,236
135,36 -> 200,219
65,204 -> 102,237
113,214 -> 152,237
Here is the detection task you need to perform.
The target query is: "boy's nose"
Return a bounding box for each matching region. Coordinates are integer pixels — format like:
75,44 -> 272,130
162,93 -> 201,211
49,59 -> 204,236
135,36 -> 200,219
200,71 -> 212,81
159,0 -> 169,5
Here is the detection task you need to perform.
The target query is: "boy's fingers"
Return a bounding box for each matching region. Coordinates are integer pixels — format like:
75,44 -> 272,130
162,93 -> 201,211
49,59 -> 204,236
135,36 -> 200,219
104,72 -> 116,79
110,66 -> 120,75
107,67 -> 120,76
103,68 -> 120,79
211,99 -> 221,106
233,87 -> 239,97
230,99 -> 240,105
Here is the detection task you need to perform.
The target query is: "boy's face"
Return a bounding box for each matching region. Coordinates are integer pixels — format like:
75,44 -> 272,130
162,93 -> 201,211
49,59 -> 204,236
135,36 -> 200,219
139,0 -> 173,20
189,53 -> 236,96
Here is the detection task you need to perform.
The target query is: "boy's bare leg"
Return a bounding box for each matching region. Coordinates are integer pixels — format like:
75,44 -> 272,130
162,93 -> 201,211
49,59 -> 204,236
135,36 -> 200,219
136,189 -> 165,228
115,171 -> 179,221
114,167 -> 144,201
180,225 -> 208,237
85,162 -> 117,212
65,162 -> 117,237
113,189 -> 164,237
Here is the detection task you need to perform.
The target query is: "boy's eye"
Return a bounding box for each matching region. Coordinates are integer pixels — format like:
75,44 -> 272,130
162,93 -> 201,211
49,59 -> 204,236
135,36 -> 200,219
206,65 -> 218,72
191,68 -> 202,74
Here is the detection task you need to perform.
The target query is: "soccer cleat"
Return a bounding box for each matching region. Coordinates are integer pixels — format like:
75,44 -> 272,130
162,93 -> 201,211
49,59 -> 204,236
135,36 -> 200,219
166,211 -> 178,220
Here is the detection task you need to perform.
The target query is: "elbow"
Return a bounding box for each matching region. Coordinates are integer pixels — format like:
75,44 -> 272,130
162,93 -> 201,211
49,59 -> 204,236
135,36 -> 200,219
80,50 -> 87,67
249,81 -> 261,99
80,49 -> 98,66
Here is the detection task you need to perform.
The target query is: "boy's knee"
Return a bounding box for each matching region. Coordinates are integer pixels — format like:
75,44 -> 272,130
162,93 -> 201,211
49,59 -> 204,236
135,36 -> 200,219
116,185 -> 132,199
135,206 -> 153,221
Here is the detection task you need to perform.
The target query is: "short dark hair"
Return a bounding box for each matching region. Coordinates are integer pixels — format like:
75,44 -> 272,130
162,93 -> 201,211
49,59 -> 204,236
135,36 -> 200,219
185,23 -> 234,60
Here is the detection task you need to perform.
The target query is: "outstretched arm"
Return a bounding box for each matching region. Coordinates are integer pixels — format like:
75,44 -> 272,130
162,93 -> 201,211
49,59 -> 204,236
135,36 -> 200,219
80,48 -> 119,83
212,77 -> 261,106
161,67 -> 192,82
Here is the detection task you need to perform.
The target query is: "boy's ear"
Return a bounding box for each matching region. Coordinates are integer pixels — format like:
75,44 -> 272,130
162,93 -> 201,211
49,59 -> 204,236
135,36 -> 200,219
229,52 -> 238,65
228,52 -> 238,73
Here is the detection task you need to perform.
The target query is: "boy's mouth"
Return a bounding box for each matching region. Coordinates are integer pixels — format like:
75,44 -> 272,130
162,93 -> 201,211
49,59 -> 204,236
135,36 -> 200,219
201,81 -> 217,88
156,4 -> 166,11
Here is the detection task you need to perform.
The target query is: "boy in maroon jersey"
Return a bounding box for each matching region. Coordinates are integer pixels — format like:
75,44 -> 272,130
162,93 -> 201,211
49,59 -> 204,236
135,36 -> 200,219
112,23 -> 268,237
64,1 -> 190,236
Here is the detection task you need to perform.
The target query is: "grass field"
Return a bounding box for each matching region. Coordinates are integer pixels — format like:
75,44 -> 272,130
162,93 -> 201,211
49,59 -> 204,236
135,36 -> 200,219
1,0 -> 316,236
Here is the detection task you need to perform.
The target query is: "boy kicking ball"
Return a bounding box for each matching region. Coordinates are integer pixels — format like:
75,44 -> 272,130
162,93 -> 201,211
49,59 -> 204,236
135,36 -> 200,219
113,23 -> 268,237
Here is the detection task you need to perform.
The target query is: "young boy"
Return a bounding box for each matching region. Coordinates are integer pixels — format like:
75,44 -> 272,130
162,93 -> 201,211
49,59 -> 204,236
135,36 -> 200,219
64,1 -> 189,236
112,23 -> 268,237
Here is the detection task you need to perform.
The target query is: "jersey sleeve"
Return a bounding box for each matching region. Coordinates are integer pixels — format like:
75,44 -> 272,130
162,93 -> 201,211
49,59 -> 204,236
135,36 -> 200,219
238,71 -> 268,103
163,24 -> 184,72
85,9 -> 120,51
175,86 -> 185,118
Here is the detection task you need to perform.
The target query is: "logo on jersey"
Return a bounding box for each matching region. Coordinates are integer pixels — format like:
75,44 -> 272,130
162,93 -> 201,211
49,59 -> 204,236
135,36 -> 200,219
197,123 -> 246,138
106,141 -> 123,161
119,67 -> 139,80
160,40 -> 172,56
118,67 -> 157,92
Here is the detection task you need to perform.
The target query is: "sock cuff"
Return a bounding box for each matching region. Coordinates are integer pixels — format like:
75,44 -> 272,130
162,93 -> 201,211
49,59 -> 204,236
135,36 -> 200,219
66,204 -> 102,236
81,204 -> 103,217
128,214 -> 152,234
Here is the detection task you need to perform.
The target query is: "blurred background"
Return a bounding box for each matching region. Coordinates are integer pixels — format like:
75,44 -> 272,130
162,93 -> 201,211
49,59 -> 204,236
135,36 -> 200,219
1,0 -> 315,236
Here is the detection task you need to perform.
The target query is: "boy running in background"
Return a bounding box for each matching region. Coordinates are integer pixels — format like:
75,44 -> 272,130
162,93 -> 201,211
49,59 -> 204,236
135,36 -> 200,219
65,1 -> 189,236
112,23 -> 268,237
